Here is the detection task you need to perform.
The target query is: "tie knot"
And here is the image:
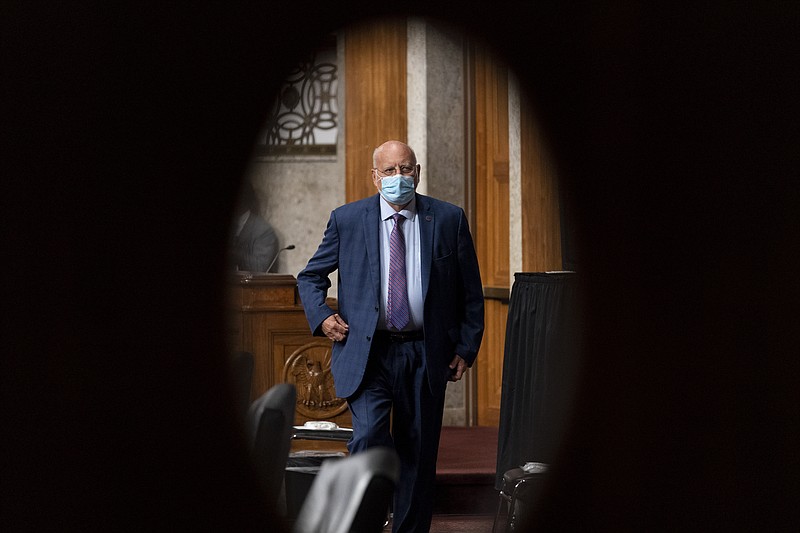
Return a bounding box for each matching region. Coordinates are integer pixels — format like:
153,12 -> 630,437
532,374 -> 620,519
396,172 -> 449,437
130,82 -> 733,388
392,213 -> 405,225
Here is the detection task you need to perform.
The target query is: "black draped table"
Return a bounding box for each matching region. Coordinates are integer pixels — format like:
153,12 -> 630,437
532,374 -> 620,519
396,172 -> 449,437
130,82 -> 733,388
495,272 -> 581,490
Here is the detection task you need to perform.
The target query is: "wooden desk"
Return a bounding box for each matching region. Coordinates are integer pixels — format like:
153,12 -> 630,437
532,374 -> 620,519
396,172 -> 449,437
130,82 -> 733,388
227,273 -> 351,430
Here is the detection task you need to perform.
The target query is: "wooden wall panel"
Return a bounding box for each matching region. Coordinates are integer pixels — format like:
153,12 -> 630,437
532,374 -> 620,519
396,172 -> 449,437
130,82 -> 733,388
521,96 -> 562,271
345,21 -> 407,203
473,46 -> 510,427
476,299 -> 507,427
474,48 -> 510,289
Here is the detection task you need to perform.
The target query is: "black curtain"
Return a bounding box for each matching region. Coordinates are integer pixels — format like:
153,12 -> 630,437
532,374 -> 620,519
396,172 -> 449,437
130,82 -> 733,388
495,272 -> 581,489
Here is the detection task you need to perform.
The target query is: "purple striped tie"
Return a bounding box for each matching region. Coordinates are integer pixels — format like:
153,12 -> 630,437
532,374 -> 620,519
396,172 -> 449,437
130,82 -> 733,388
387,213 -> 410,330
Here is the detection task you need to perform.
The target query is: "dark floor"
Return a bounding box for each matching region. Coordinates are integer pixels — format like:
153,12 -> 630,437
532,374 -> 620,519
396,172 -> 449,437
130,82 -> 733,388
429,514 -> 497,533
380,513 -> 497,533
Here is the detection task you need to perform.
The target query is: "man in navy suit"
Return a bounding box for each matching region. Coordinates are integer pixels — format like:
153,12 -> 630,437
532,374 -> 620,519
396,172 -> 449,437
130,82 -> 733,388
297,140 -> 484,532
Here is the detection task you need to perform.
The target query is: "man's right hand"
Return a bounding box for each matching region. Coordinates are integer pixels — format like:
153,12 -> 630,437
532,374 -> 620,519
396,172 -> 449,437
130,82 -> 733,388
321,313 -> 349,342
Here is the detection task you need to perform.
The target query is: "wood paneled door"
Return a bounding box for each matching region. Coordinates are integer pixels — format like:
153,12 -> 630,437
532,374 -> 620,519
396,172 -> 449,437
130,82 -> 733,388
470,44 -> 563,427
472,44 -> 510,427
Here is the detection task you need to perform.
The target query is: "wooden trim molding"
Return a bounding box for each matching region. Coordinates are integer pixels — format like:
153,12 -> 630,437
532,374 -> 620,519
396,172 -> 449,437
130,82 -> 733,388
483,285 -> 510,302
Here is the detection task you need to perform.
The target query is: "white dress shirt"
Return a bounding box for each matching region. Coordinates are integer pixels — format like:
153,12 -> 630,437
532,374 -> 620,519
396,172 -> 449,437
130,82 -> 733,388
378,196 -> 423,331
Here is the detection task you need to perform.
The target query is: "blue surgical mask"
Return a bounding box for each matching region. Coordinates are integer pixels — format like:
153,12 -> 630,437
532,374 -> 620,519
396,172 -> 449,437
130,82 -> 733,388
378,174 -> 416,205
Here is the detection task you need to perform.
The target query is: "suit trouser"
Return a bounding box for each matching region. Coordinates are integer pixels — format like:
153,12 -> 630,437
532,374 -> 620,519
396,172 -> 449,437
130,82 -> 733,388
346,337 -> 445,533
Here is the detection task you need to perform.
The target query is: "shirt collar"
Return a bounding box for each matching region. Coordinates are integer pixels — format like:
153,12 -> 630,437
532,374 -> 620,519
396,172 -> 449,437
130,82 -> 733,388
380,195 -> 417,222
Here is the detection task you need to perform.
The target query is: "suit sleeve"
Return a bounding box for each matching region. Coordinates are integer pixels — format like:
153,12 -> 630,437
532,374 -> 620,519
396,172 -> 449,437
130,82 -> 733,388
297,210 -> 339,336
455,209 -> 485,366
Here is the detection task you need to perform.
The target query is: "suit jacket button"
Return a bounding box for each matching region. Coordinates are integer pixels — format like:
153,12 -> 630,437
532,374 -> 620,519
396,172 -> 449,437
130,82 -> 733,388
366,336 -> 371,341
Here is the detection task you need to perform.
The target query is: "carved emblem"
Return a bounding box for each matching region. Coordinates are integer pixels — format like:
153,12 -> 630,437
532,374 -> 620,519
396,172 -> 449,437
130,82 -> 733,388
283,341 -> 346,419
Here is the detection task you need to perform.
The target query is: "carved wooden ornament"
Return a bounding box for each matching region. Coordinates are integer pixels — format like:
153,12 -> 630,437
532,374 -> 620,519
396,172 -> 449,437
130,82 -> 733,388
283,340 -> 347,419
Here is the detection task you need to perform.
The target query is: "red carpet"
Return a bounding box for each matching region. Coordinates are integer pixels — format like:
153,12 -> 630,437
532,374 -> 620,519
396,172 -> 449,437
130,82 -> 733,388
435,426 -> 499,515
437,426 -> 498,478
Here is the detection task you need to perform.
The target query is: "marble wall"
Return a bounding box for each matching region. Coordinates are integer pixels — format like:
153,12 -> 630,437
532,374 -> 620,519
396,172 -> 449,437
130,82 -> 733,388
411,19 -> 470,425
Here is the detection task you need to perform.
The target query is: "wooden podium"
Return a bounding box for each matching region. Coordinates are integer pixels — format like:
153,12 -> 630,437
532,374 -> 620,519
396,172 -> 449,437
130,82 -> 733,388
227,273 -> 351,429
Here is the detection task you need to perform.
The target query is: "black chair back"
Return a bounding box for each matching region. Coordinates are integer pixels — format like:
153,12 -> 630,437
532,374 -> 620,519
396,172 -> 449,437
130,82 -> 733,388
247,383 -> 297,507
231,351 -> 254,419
292,447 -> 399,533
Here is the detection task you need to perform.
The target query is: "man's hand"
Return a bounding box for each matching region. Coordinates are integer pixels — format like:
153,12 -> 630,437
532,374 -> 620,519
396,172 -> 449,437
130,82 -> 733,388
321,313 -> 349,342
448,354 -> 467,382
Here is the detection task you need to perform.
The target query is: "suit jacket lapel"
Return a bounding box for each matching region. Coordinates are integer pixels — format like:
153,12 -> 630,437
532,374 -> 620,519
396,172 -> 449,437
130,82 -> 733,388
417,194 -> 434,301
363,195 -> 382,308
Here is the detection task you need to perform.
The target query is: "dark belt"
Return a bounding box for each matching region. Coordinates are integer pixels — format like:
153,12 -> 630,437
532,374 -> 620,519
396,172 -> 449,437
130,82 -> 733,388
375,330 -> 424,343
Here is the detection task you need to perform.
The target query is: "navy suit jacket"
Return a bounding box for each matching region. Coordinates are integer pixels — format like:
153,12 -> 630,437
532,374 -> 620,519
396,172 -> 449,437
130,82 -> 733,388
297,193 -> 484,399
